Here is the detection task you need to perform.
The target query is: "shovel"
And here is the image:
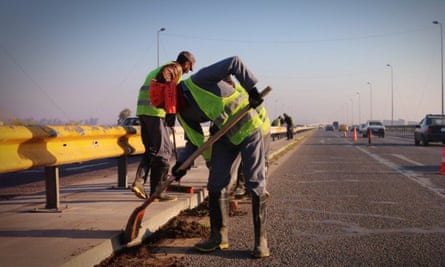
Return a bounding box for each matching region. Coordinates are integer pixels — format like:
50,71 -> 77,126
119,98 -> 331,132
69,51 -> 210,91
167,126 -> 194,193
122,86 -> 272,244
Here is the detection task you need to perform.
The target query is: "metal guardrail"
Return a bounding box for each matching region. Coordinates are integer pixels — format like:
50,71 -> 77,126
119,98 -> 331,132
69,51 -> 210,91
0,124 -> 295,210
385,125 -> 416,131
270,126 -> 315,140
0,125 -> 296,174
384,125 -> 416,137
0,125 -> 146,173
0,125 -> 149,210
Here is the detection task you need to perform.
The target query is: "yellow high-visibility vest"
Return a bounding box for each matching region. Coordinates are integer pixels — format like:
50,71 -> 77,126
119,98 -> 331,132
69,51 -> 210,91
177,78 -> 263,161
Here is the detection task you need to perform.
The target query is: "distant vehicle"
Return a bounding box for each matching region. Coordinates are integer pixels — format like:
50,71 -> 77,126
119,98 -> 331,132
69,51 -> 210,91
333,121 -> 339,130
362,120 -> 385,138
350,124 -> 360,132
339,124 -> 349,132
414,114 -> 445,146
121,117 -> 140,126
325,125 -> 334,131
358,123 -> 367,134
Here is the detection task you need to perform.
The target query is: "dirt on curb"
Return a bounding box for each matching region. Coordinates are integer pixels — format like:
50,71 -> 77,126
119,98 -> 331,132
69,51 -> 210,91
96,199 -> 210,267
96,197 -> 249,267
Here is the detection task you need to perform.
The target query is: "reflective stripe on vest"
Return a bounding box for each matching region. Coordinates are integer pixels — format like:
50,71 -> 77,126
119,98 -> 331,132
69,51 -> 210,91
258,105 -> 271,135
234,84 -> 270,135
183,78 -> 262,145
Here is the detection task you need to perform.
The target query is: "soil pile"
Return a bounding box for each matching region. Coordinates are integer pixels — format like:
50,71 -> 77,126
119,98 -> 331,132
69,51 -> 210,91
96,200 -> 210,267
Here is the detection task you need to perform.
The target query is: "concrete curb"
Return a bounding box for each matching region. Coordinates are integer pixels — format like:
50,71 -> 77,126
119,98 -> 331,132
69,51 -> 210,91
61,189 -> 208,267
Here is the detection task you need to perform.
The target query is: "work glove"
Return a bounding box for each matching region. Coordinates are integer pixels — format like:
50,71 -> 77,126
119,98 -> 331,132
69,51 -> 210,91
248,87 -> 263,108
172,162 -> 187,181
165,113 -> 176,127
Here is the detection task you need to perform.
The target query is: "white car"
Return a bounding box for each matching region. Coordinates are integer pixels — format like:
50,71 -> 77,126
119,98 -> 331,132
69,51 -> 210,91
358,123 -> 367,134
362,120 -> 385,138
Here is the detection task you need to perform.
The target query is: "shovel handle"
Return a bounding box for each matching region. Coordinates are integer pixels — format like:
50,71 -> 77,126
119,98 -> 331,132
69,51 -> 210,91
148,87 -> 271,203
152,86 -> 272,200
124,86 -> 272,243
175,86 -> 272,172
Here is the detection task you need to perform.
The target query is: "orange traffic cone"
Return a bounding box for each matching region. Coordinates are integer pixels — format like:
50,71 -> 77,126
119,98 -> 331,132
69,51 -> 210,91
352,127 -> 357,142
440,148 -> 445,174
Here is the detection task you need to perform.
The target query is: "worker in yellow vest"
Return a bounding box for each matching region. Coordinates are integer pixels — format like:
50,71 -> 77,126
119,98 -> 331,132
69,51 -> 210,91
227,77 -> 271,200
131,51 -> 195,202
151,56 -> 270,258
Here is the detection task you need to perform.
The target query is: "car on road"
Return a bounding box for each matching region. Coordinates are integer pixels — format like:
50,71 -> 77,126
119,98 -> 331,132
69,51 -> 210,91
121,117 -> 140,126
325,125 -> 334,131
350,124 -> 360,132
362,120 -> 385,138
414,114 -> 445,146
339,124 -> 349,132
358,123 -> 367,134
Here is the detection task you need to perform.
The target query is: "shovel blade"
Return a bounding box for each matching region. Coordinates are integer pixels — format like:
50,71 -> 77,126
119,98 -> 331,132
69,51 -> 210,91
123,205 -> 146,243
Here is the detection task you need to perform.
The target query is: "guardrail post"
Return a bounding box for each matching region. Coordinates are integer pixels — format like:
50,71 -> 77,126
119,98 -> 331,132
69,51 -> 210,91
44,166 -> 60,210
117,156 -> 128,188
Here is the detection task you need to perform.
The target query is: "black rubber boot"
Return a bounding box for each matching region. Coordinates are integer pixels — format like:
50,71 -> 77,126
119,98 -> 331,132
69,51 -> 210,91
251,194 -> 270,258
131,157 -> 150,199
150,158 -> 177,202
194,191 -> 229,252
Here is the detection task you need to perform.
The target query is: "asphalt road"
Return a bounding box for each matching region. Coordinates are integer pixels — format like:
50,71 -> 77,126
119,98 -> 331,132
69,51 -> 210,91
180,129 -> 445,266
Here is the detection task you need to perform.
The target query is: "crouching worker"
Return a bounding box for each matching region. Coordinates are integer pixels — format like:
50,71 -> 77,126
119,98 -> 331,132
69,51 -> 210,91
151,56 -> 270,258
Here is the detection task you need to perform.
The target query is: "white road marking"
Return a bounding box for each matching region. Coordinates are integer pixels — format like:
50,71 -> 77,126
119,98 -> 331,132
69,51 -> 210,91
391,154 -> 424,166
356,146 -> 445,198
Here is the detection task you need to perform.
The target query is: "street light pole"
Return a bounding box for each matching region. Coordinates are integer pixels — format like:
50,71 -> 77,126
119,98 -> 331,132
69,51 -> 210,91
367,82 -> 373,120
433,21 -> 444,114
386,64 -> 394,125
356,92 -> 361,123
157,27 -> 166,67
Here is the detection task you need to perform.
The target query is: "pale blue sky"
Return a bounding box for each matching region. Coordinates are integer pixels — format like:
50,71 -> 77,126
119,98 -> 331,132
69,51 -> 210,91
1,0 -> 445,125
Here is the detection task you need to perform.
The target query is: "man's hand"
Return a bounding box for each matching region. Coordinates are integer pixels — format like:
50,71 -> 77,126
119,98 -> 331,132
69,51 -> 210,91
172,162 -> 187,181
165,114 -> 176,127
248,87 -> 263,108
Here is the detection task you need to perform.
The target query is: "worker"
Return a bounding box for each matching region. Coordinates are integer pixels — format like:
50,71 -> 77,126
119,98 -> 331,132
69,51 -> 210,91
223,76 -> 271,200
131,51 -> 196,202
152,56 -> 270,258
283,113 -> 294,140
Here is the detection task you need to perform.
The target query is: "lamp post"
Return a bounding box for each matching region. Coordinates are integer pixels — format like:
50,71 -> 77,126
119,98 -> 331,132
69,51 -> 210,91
157,27 -> 166,67
367,82 -> 373,120
356,92 -> 361,124
386,64 -> 394,125
433,21 -> 444,114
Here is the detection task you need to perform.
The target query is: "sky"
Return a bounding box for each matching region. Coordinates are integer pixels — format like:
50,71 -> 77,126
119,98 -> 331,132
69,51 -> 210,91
1,0 -> 445,125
